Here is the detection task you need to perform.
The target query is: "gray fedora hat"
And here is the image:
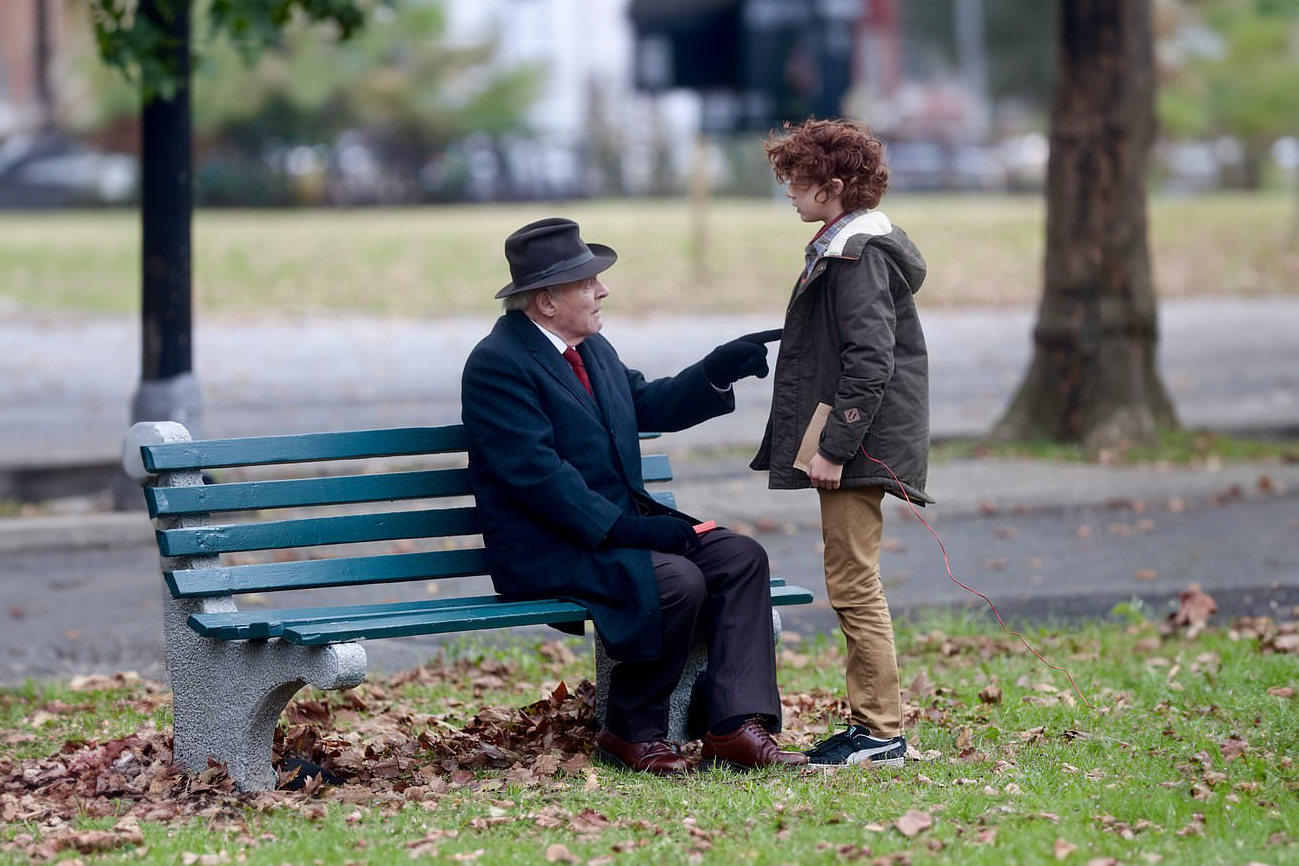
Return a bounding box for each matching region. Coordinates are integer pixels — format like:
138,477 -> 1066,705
495,217 -> 618,299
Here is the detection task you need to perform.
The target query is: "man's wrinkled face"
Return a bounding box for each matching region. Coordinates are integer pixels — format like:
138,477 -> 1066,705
543,276 -> 609,345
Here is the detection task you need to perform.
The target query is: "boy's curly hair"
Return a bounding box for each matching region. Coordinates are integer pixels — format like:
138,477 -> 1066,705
765,118 -> 889,211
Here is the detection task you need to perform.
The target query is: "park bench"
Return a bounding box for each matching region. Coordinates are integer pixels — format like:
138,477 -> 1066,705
123,421 -> 813,790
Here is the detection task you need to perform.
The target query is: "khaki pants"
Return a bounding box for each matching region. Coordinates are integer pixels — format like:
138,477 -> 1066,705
818,485 -> 902,737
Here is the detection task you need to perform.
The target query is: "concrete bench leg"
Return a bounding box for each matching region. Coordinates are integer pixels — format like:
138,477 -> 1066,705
163,594 -> 368,791
129,421 -> 370,791
594,608 -> 783,743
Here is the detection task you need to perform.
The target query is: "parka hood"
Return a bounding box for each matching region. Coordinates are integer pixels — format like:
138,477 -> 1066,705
829,211 -> 928,296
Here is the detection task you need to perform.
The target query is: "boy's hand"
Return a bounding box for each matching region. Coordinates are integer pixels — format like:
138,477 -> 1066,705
808,453 -> 844,490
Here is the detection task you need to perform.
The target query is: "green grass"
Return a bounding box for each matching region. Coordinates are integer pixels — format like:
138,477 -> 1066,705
4,614 -> 1298,865
934,429 -> 1299,466
2,193 -> 1295,316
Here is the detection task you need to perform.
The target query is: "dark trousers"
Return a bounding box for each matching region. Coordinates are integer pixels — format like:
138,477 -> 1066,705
604,529 -> 782,742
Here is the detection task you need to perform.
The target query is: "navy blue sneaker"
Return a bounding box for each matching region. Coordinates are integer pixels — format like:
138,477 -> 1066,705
804,725 -> 906,768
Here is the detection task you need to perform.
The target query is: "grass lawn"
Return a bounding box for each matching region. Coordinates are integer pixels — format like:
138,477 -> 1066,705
1,193 -> 1295,317
3,610 -> 1297,865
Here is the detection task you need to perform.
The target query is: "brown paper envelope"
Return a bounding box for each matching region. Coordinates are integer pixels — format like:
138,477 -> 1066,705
793,402 -> 833,474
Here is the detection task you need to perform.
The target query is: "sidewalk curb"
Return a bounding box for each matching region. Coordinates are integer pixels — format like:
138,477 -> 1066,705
0,512 -> 155,556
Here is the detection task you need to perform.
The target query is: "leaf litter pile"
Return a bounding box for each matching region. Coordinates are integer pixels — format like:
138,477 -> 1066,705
4,597 -> 1299,864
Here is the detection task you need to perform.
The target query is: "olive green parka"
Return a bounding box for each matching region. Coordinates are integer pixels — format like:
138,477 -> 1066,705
751,210 -> 934,505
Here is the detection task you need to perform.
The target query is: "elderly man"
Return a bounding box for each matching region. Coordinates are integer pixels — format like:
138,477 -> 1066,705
460,217 -> 806,774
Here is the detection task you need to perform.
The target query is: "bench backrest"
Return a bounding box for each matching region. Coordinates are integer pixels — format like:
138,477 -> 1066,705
141,425 -> 672,601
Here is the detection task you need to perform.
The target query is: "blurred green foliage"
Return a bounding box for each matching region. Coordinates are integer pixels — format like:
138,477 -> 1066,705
88,0 -> 384,100
83,0 -> 542,142
1158,0 -> 1299,187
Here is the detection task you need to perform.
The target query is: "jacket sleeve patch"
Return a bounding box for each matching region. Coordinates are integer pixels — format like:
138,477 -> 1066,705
843,407 -> 861,423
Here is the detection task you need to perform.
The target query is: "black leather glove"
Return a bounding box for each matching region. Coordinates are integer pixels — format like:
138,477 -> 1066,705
604,514 -> 700,554
739,328 -> 783,345
703,335 -> 775,388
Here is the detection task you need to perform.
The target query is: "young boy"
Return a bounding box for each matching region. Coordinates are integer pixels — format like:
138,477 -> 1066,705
752,118 -> 933,767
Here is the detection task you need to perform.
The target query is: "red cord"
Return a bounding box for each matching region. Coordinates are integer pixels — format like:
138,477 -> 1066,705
863,449 -> 1094,710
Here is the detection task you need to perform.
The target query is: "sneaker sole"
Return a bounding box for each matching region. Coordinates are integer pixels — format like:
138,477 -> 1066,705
807,752 -> 906,769
847,752 -> 904,769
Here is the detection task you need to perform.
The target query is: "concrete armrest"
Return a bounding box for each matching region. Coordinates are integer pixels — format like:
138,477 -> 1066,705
120,421 -> 192,484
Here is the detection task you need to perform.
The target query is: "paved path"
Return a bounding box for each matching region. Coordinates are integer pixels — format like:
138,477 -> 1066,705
3,297 -> 1296,471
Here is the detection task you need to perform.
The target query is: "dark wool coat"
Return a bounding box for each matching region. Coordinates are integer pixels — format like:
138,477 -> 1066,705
461,311 -> 733,662
752,211 -> 934,505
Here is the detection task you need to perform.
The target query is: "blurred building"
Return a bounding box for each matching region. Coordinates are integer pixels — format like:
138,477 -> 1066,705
0,0 -> 63,136
443,0 -> 701,197
442,0 -> 1010,197
0,0 -> 137,206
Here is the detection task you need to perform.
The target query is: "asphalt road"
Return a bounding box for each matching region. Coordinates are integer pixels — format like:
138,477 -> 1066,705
4,489 -> 1295,686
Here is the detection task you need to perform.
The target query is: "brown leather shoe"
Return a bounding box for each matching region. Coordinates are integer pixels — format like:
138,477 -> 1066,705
702,719 -> 809,771
594,728 -> 691,776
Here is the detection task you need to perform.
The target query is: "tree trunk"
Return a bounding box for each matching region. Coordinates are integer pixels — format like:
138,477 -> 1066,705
994,0 -> 1176,450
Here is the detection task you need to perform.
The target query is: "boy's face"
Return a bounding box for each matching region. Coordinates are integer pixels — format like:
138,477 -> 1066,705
785,179 -> 844,225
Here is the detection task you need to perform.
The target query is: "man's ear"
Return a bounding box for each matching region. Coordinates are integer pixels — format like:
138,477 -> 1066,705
534,289 -> 557,317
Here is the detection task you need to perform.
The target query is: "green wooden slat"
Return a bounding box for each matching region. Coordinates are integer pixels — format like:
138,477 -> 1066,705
771,584 -> 814,606
141,426 -> 470,472
156,507 -> 479,556
650,491 -> 677,509
640,453 -> 672,483
280,599 -> 590,645
186,579 -> 810,643
149,455 -> 668,518
165,548 -> 488,597
142,425 -> 665,473
279,587 -> 812,646
146,469 -> 471,517
188,593 -> 520,640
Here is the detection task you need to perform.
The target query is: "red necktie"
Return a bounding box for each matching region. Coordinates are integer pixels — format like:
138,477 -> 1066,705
562,346 -> 593,397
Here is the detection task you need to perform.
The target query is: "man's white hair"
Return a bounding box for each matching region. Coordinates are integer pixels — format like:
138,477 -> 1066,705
502,289 -> 539,312
503,279 -> 587,312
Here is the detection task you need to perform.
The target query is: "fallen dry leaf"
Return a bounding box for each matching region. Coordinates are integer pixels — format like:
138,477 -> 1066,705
894,809 -> 933,838
1054,838 -> 1077,860
545,843 -> 578,863
1167,583 -> 1218,637
1220,736 -> 1250,763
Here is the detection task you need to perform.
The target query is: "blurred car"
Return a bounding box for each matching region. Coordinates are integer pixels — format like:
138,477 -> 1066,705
0,133 -> 138,207
994,133 -> 1048,192
886,140 -> 1008,192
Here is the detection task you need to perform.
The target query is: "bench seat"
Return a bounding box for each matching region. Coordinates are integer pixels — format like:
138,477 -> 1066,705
188,580 -> 811,644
